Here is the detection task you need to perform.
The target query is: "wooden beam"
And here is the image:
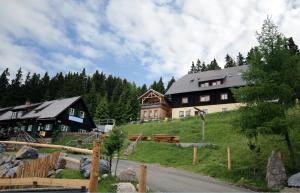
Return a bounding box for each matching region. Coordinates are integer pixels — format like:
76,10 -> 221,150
63,156 -> 81,164
138,165 -> 147,193
0,178 -> 89,188
0,141 -> 93,154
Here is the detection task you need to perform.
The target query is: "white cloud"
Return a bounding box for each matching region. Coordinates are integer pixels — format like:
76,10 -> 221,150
0,0 -> 299,81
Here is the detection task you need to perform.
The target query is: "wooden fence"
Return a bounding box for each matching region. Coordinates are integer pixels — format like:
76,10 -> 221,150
16,152 -> 60,178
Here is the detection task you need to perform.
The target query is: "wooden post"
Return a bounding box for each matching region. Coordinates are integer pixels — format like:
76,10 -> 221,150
227,147 -> 231,170
89,140 -> 100,193
138,165 -> 147,193
193,146 -> 197,165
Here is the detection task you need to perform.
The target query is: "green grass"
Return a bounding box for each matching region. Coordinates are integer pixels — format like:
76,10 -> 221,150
55,169 -> 118,192
120,110 -> 300,191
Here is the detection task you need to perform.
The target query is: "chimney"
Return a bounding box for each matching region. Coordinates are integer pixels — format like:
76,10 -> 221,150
25,100 -> 31,107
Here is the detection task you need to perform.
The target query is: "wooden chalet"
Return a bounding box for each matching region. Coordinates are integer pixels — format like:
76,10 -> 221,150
138,89 -> 171,121
0,96 -> 95,139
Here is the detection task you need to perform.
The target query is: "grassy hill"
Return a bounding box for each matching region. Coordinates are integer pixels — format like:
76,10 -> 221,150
120,110 -> 300,190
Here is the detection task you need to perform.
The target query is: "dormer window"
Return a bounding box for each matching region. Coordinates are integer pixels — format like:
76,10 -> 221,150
200,82 -> 209,87
212,80 -> 221,86
69,108 -> 75,116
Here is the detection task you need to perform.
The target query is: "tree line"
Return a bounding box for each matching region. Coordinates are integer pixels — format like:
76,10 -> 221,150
188,51 -> 249,74
0,68 -> 176,124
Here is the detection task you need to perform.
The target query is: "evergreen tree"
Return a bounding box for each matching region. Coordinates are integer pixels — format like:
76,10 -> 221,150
288,37 -> 299,55
237,52 -> 246,66
196,59 -> 202,72
201,62 -> 207,72
207,59 -> 221,70
233,18 -> 300,168
139,84 -> 147,95
94,95 -> 109,120
166,76 -> 175,90
188,61 -> 196,74
156,77 -> 165,94
0,68 -> 10,106
224,54 -> 237,68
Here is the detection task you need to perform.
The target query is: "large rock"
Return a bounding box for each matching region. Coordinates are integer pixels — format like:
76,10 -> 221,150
0,143 -> 6,153
117,168 -> 138,182
266,151 -> 287,189
116,182 -> 137,193
79,157 -> 110,178
55,153 -> 66,169
15,146 -> 38,159
288,172 -> 300,187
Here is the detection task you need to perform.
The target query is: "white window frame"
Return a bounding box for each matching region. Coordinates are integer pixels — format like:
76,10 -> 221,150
79,111 -> 85,118
200,82 -> 209,87
45,124 -> 52,131
221,93 -> 228,100
149,110 -> 153,117
154,110 -> 158,118
143,111 -> 148,118
200,95 -> 210,102
69,108 -> 75,116
179,111 -> 184,117
27,125 -> 32,132
61,125 -> 69,132
12,112 -> 18,119
182,97 -> 188,104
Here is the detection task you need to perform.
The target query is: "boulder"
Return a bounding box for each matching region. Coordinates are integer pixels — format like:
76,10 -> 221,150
47,170 -> 55,177
266,151 -> 287,189
116,182 -> 137,193
288,172 -> 300,187
0,143 -> 6,153
55,153 -> 66,169
15,146 -> 38,159
5,166 -> 18,177
117,168 -> 138,182
0,163 -> 12,177
79,157 -> 110,178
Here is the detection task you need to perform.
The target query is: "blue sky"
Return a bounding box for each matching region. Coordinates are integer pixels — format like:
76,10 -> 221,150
0,0 -> 299,86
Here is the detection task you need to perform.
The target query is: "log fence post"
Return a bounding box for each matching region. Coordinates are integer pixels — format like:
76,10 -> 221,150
193,145 -> 197,165
227,147 -> 231,170
89,140 -> 100,193
138,165 -> 147,193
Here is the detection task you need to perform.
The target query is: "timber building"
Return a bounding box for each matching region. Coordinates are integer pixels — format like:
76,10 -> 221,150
0,96 -> 95,138
139,66 -> 248,120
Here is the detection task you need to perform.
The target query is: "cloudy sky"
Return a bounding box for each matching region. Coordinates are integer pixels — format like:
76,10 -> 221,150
0,0 -> 299,85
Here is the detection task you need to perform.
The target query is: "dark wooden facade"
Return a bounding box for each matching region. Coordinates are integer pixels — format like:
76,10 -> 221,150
0,97 -> 95,138
168,88 -> 237,108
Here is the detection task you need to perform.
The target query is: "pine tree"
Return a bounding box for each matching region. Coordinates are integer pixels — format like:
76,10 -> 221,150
207,59 -> 221,70
224,54 -> 237,68
94,95 -> 109,120
139,84 -> 147,95
196,59 -> 202,72
288,37 -> 299,55
188,61 -> 196,74
166,76 -> 175,90
0,68 -> 10,106
201,62 -> 207,72
155,77 -> 165,94
237,52 -> 246,66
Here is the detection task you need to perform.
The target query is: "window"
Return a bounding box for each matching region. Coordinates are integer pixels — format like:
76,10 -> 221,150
212,81 -> 221,86
222,108 -> 228,112
45,124 -> 52,131
21,126 -> 26,131
186,110 -> 191,117
200,95 -> 210,102
182,97 -> 188,104
61,125 -> 69,132
200,82 -> 209,87
69,108 -> 75,116
154,110 -> 158,118
79,111 -> 85,118
221,93 -> 228,100
12,112 -> 18,119
27,125 -> 32,132
179,111 -> 184,117
149,110 -> 153,117
143,111 -> 148,118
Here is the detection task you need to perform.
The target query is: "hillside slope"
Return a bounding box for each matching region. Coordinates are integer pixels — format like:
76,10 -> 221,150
120,110 -> 300,190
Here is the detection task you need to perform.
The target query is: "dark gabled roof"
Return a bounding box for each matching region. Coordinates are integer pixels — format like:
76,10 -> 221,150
138,89 -> 164,99
0,96 -> 81,121
165,65 -> 248,95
